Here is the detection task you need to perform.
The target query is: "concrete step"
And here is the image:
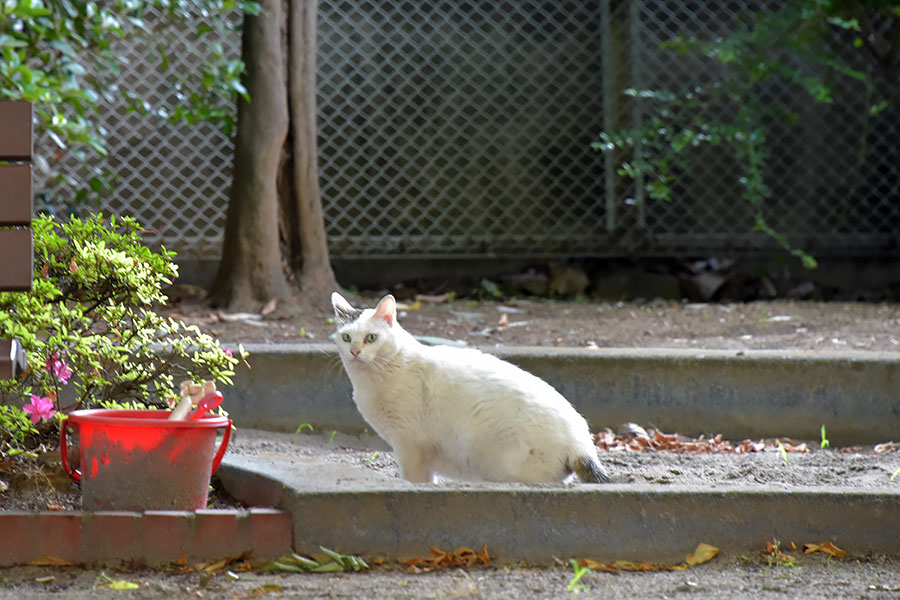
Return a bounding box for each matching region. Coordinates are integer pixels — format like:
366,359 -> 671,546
215,345 -> 900,562
216,432 -> 900,564
225,344 -> 900,445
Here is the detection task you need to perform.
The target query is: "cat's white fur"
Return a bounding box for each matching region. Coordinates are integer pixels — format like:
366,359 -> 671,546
331,292 -> 611,484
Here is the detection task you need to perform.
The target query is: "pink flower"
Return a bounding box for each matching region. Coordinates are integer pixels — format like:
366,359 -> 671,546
23,395 -> 56,424
45,354 -> 72,385
224,348 -> 233,358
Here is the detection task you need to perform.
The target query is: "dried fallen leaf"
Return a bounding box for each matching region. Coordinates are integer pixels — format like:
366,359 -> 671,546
418,293 -> 454,304
764,540 -> 796,565
594,426 -> 814,455
802,541 -> 846,558
497,312 -> 509,327
203,557 -> 230,573
873,442 -> 900,455
396,298 -> 421,311
236,559 -> 254,572
579,543 -> 717,574
404,545 -> 491,572
578,558 -> 616,572
27,555 -> 73,567
620,422 -> 650,440
610,560 -> 658,571
685,542 -> 719,566
260,297 -> 278,316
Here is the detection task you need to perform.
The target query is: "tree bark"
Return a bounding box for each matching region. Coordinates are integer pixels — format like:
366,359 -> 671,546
210,0 -> 338,310
286,0 -> 336,299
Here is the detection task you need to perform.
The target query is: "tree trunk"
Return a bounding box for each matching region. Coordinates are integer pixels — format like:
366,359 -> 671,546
209,0 -> 337,310
287,0 -> 336,299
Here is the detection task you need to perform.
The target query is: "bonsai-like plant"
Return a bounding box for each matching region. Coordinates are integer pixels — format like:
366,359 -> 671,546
0,213 -> 240,452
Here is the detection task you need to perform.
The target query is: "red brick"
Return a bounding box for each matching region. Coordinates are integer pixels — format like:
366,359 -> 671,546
247,508 -> 292,560
142,511 -> 194,565
191,510 -> 243,560
0,512 -> 35,566
81,512 -> 142,564
35,512 -> 81,564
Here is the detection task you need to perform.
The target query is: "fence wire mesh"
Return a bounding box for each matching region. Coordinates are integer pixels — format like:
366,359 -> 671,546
629,0 -> 900,257
40,0 -> 900,260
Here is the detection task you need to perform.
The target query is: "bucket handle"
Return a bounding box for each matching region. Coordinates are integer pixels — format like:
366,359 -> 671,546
210,419 -> 233,475
59,417 -> 81,484
60,417 -> 232,482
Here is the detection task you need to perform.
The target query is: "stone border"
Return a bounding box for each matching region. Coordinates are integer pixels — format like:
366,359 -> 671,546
0,508 -> 291,567
217,450 -> 900,564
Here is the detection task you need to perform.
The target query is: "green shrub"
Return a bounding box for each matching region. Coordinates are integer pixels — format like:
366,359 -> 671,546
0,213 -> 239,452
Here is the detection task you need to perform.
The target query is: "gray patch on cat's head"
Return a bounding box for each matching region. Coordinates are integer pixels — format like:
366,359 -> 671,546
331,292 -> 364,326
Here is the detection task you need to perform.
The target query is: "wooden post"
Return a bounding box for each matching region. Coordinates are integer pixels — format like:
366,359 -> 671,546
0,100 -> 33,378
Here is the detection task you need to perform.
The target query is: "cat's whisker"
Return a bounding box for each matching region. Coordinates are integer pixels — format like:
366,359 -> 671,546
324,354 -> 344,376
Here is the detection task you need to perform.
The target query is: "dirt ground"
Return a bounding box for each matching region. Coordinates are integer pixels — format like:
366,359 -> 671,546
227,428 -> 900,490
160,291 -> 900,352
1,554 -> 900,599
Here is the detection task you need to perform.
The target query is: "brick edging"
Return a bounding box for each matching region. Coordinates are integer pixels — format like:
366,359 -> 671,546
0,508 -> 291,566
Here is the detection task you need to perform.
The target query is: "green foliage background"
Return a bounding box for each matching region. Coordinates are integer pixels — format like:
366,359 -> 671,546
0,214 -> 240,451
0,0 -> 258,203
595,0 -> 900,266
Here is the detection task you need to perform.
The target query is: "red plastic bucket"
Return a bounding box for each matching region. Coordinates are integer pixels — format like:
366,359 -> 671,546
60,409 -> 232,511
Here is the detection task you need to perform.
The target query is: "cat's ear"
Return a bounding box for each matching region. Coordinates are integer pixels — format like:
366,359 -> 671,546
331,292 -> 361,326
373,294 -> 397,326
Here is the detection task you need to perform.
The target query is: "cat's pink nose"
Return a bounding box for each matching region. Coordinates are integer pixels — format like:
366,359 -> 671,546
350,348 -> 361,358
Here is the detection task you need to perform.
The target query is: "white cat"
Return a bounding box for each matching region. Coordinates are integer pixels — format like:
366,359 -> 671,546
331,292 -> 611,484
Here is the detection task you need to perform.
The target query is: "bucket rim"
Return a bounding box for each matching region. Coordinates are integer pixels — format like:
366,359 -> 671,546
65,408 -> 229,428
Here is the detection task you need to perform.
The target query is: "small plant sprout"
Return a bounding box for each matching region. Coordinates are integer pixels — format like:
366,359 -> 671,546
295,423 -> 314,434
776,440 -> 789,465
363,451 -> 379,462
820,425 -> 830,449
891,466 -> 900,482
329,430 -> 337,443
567,559 -> 590,594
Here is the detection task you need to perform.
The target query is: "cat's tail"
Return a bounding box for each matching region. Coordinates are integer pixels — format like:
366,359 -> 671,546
572,455 -> 612,484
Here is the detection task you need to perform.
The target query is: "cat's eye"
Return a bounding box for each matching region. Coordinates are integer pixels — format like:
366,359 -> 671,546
365,333 -> 377,343
341,333 -> 351,342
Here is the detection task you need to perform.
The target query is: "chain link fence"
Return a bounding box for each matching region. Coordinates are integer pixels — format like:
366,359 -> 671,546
625,1 -> 900,257
41,0 -> 900,260
33,10 -> 237,260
